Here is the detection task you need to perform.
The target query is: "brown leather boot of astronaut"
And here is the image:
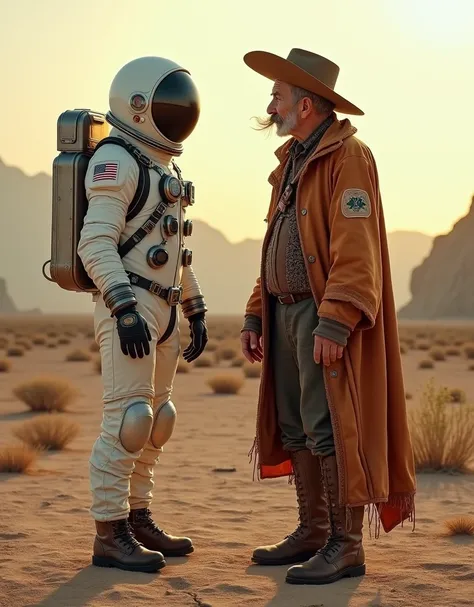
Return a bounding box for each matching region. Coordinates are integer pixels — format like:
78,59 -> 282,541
252,449 -> 330,565
286,454 -> 366,584
129,508 -> 194,557
92,518 -> 166,572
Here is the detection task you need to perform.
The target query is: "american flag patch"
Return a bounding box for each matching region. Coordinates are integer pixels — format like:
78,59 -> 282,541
92,162 -> 119,182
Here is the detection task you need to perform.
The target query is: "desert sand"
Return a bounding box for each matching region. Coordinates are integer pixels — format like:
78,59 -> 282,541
1,315 -> 473,607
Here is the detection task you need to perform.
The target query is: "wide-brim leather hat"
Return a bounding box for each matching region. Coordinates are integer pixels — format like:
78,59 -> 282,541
243,48 -> 364,116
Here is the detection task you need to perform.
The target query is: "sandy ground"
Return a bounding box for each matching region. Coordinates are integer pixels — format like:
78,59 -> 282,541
1,322 -> 474,607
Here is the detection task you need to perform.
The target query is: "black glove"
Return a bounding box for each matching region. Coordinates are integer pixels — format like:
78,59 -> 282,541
115,306 -> 152,359
182,312 -> 208,363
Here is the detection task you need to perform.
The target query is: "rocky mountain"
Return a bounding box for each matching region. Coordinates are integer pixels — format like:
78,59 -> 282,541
0,278 -> 17,313
0,156 -> 433,315
399,195 -> 474,319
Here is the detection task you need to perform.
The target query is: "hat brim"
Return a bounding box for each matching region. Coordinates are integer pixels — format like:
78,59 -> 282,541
243,50 -> 364,116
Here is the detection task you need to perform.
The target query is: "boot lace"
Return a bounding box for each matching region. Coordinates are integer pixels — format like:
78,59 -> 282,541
287,463 -> 309,542
318,459 -> 345,559
133,508 -> 165,536
112,519 -> 141,552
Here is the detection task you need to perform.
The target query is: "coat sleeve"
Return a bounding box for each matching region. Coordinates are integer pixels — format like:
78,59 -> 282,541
180,264 -> 208,319
317,152 -> 383,331
77,144 -> 139,314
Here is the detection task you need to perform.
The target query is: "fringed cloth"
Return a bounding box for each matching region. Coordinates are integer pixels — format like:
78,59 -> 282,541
248,438 -> 416,538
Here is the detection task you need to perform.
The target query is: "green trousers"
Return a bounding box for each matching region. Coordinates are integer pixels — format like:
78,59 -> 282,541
269,296 -> 336,457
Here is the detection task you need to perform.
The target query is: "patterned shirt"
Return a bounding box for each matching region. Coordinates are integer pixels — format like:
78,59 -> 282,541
264,114 -> 335,295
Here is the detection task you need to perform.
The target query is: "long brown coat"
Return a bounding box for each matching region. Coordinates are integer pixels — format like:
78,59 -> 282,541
246,116 -> 416,534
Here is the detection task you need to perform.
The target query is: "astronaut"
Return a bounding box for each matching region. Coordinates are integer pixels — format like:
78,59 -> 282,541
77,56 -> 208,573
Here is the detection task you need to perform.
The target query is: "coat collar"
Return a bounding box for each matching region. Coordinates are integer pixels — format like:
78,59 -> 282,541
268,116 -> 357,187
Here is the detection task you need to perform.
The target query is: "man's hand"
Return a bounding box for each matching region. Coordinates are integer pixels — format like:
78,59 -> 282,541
183,313 -> 208,363
116,307 -> 152,359
241,330 -> 263,364
313,334 -> 344,366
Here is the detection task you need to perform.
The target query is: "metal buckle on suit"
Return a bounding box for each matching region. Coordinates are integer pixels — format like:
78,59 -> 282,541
167,286 -> 182,306
132,147 -> 153,168
149,281 -> 163,296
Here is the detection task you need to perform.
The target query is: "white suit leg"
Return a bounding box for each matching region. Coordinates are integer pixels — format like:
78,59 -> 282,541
89,292 -> 162,522
129,319 -> 180,509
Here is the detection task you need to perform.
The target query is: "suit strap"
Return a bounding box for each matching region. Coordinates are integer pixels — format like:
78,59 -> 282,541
93,136 -> 150,222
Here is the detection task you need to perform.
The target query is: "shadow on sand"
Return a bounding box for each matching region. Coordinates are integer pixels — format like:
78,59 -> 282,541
29,556 -> 191,607
246,562 -> 365,607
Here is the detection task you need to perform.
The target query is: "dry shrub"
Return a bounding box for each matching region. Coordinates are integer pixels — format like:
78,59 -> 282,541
418,359 -> 434,369
13,415 -> 80,451
176,358 -> 190,373
429,348 -> 446,362
47,331 -> 58,339
208,373 -> 244,395
417,342 -> 431,351
0,336 -> 9,349
448,388 -> 466,404
0,445 -> 37,473
0,358 -> 11,373
12,376 -> 78,413
446,347 -> 461,356
32,336 -> 46,345
215,341 -> 239,362
468,364 -> 474,372
58,337 -> 71,345
65,348 -> 91,362
231,357 -> 245,367
400,345 -> 407,355
243,362 -> 261,378
405,392 -> 412,400
47,342 -> 57,349
463,344 -> 474,360
443,516 -> 474,536
194,354 -> 213,368
15,340 -> 31,351
205,339 -> 219,352
7,346 -> 24,357
89,341 -> 100,353
409,379 -> 474,473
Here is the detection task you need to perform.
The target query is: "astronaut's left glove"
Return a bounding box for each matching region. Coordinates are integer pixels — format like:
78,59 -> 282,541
182,312 -> 208,363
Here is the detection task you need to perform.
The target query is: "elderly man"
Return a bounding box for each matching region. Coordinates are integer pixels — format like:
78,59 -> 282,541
240,48 -> 416,585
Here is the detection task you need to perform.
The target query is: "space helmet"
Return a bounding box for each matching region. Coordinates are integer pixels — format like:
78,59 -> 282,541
106,56 -> 200,156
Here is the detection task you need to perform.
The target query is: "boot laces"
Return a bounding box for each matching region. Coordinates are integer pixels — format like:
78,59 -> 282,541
134,508 -> 165,536
320,460 -> 345,558
287,462 -> 309,541
112,519 -> 141,552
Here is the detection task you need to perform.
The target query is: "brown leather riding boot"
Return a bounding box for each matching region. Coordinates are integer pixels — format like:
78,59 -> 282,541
286,454 -> 366,584
129,508 -> 194,557
92,518 -> 166,573
252,449 -> 329,565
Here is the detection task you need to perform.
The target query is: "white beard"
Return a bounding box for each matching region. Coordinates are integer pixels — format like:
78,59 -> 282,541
275,106 -> 299,137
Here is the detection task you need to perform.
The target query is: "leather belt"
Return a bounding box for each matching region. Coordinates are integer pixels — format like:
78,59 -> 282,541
127,271 -> 183,306
275,292 -> 313,305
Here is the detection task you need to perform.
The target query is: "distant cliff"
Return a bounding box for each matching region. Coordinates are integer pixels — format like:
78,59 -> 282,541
0,277 -> 17,313
0,155 -> 433,315
399,195 -> 474,319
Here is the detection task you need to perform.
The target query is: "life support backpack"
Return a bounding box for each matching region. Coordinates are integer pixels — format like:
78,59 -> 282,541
42,109 -> 151,293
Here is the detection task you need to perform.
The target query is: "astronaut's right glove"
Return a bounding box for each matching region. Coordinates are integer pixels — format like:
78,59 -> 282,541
115,306 -> 152,359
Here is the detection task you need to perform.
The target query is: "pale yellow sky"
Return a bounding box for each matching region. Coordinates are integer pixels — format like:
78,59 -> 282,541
1,0 -> 473,243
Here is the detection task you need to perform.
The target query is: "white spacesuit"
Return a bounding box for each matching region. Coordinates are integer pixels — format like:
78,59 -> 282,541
77,56 -> 208,573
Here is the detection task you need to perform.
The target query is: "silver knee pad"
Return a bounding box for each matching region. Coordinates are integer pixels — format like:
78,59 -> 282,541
119,401 -> 154,453
150,400 -> 177,449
